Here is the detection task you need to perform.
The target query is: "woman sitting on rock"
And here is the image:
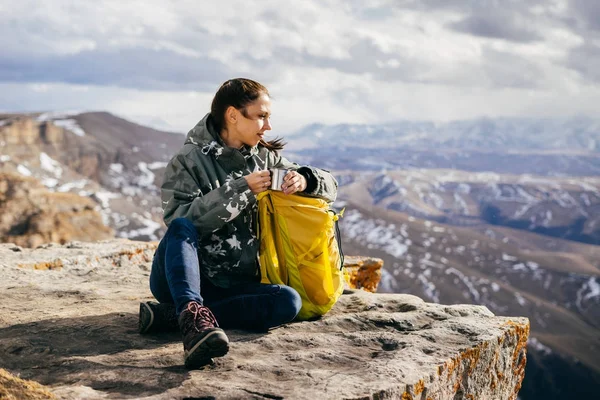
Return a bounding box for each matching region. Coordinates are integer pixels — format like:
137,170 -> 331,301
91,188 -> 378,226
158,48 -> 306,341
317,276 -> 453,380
140,78 -> 338,369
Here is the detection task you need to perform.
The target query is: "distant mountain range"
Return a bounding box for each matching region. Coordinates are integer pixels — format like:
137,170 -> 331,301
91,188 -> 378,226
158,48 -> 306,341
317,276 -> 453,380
335,170 -> 600,245
1,111 -> 599,399
286,116 -> 600,152
285,116 -> 600,178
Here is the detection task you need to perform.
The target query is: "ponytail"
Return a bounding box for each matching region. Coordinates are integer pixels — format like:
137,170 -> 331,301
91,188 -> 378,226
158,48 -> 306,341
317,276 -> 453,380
259,137 -> 286,153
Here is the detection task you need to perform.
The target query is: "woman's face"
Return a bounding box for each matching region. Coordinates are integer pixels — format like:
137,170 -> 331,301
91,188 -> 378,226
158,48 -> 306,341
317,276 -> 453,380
228,93 -> 272,148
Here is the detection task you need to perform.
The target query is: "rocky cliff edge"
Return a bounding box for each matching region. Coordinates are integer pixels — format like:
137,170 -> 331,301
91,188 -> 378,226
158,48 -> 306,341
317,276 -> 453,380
0,240 -> 529,399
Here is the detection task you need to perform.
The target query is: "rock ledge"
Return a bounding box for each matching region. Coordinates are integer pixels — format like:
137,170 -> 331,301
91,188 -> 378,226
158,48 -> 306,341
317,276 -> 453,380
0,240 -> 528,399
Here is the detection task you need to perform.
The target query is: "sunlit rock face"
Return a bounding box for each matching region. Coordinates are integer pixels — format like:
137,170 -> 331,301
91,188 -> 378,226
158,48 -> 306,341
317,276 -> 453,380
0,112 -> 184,243
0,172 -> 113,247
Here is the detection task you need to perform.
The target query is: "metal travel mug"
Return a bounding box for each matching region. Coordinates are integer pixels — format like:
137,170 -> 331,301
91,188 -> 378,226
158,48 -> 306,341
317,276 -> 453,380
269,169 -> 289,191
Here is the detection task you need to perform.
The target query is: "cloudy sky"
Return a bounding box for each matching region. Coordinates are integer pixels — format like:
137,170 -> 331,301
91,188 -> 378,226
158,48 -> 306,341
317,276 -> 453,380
1,0 -> 599,134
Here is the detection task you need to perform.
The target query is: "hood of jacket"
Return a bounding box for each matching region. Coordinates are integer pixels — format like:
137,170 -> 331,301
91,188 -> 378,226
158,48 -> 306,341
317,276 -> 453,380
184,113 -> 260,174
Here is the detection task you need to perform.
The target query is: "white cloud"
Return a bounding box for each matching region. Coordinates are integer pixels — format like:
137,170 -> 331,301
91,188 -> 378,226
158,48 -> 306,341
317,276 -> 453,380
0,0 -> 599,133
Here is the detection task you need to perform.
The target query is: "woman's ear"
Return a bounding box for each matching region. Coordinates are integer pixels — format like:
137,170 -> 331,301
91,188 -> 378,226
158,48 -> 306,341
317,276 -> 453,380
225,106 -> 238,125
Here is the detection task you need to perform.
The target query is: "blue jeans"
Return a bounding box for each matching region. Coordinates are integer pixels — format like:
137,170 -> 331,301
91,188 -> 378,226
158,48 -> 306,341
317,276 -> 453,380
149,218 -> 302,331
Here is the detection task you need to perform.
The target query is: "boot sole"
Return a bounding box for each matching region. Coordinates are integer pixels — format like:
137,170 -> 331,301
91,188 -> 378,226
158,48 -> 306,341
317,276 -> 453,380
138,302 -> 154,334
184,329 -> 230,369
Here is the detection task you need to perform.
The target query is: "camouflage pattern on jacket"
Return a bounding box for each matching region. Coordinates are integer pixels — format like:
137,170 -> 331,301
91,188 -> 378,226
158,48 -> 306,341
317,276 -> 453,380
161,113 -> 338,288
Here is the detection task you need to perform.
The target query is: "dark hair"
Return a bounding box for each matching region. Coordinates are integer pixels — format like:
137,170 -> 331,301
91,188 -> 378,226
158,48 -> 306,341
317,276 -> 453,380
210,78 -> 285,152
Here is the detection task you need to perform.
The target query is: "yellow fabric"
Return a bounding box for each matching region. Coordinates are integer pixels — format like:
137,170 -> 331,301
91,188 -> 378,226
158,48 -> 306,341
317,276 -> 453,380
257,190 -> 344,320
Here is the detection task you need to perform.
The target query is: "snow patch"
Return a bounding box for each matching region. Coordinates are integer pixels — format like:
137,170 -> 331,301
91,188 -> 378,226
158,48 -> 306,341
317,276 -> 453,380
147,162 -> 168,170
528,337 -> 552,355
417,272 -> 439,302
110,163 -> 124,174
583,277 -> 600,301
576,277 -> 600,311
136,162 -> 156,187
502,253 -> 518,261
119,213 -> 162,241
52,119 -> 86,137
36,111 -> 80,121
512,263 -> 527,271
41,178 -> 59,188
379,268 -> 399,292
342,210 -> 410,258
514,292 -> 527,306
445,268 -> 480,302
40,152 -> 63,178
94,191 -> 121,208
57,180 -> 88,192
17,164 -> 32,176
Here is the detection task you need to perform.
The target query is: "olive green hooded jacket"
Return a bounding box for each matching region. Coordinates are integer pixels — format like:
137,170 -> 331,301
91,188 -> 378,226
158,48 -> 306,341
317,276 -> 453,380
161,113 -> 338,288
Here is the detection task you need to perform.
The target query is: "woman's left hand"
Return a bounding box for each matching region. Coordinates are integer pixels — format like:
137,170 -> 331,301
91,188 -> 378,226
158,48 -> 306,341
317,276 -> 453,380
282,171 -> 307,195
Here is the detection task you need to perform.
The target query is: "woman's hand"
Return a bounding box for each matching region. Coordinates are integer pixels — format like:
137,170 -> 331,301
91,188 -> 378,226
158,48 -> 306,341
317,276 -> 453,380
245,170 -> 271,194
282,171 -> 307,195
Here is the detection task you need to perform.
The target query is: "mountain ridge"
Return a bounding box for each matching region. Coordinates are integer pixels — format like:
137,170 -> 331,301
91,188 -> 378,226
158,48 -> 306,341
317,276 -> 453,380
285,115 -> 600,153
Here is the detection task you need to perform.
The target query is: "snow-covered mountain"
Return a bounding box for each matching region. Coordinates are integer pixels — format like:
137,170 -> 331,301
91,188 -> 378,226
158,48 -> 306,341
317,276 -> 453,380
287,116 -> 600,152
336,170 -> 600,245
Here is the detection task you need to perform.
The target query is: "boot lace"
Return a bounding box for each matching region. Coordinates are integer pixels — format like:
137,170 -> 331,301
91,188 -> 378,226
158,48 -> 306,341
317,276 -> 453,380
183,302 -> 219,332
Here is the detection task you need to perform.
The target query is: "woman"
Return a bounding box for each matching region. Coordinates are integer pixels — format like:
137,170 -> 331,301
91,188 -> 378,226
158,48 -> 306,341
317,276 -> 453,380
141,78 -> 338,369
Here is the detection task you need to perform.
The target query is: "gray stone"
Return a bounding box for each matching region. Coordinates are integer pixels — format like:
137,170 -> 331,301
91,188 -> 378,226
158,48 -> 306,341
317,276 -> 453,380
0,239 -> 529,400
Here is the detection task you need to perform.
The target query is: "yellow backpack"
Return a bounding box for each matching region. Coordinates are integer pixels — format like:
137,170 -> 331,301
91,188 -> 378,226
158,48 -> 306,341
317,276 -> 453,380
257,190 -> 344,320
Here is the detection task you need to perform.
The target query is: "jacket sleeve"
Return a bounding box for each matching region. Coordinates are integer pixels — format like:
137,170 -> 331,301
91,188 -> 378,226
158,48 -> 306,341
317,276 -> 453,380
161,153 -> 256,239
270,152 -> 338,203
